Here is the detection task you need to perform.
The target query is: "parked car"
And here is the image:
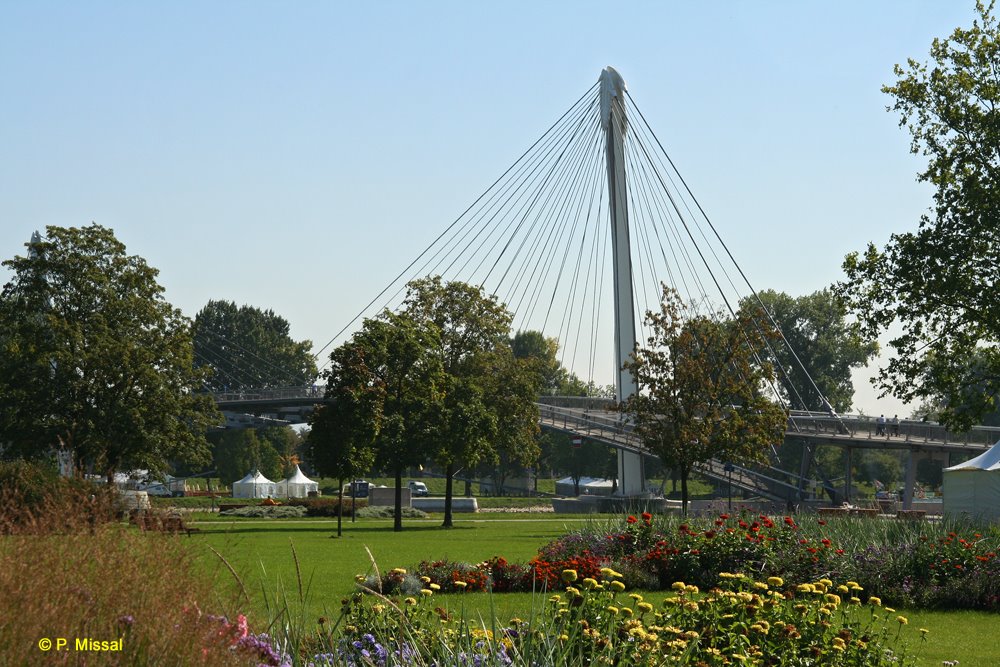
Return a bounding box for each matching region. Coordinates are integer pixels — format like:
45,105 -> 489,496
407,481 -> 429,497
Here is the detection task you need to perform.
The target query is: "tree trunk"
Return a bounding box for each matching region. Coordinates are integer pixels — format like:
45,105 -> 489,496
680,466 -> 689,516
394,468 -> 403,532
337,476 -> 343,537
443,462 -> 454,528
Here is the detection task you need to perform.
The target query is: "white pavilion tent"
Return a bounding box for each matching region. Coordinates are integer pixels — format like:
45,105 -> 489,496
943,438 -> 1000,522
277,465 -> 319,498
232,471 -> 278,499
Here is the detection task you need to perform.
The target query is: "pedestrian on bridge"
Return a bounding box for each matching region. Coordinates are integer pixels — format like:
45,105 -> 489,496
876,414 -> 886,436
891,415 -> 900,437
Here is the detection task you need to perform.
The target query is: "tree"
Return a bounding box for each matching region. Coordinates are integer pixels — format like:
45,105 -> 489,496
838,2 -> 1000,429
305,392 -> 376,536
740,289 -> 877,413
402,277 -> 539,528
212,429 -> 282,485
622,286 -> 788,513
193,300 -> 317,391
318,311 -> 443,531
0,225 -> 219,481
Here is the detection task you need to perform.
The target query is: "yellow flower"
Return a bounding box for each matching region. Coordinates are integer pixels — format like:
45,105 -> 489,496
753,582 -> 769,590
621,607 -> 634,617
846,581 -> 862,590
850,597 -> 861,605
767,577 -> 784,587
683,602 -> 699,612
404,597 -> 417,605
582,577 -> 598,589
429,583 -> 441,591
685,585 -> 700,594
420,589 -> 433,597
824,594 -> 841,606
610,580 -> 626,592
637,602 -> 654,613
392,568 -> 407,575
420,576 -> 431,583
354,574 -> 366,582
558,634 -> 568,641
832,637 -> 846,650
819,578 -> 833,588
548,594 -> 561,603
454,581 -> 467,589
897,615 -> 908,625
671,581 -> 686,591
630,593 -> 644,601
869,597 -> 882,606
920,628 -> 929,636
796,584 -> 814,593
837,585 -> 849,594
607,606 -> 619,615
372,604 -> 385,613
562,569 -> 578,583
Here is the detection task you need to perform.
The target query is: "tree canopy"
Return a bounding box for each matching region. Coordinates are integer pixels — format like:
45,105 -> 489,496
402,277 -> 539,527
0,225 -> 219,480
838,1 -> 1000,429
623,286 -> 788,512
193,300 -> 317,392
741,289 -> 877,413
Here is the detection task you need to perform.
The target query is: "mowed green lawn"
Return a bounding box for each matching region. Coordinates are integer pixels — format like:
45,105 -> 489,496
191,516 -> 998,667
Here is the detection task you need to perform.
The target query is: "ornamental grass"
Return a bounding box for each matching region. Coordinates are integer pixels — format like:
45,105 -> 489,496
0,482 -> 285,666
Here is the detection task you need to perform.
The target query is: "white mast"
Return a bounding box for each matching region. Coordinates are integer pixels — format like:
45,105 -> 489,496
600,66 -> 645,496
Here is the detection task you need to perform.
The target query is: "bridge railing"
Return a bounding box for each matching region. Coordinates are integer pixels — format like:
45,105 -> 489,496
787,413 -> 1000,448
213,385 -> 324,403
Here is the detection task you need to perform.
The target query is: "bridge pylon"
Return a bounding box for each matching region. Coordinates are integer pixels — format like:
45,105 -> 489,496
601,66 -> 646,497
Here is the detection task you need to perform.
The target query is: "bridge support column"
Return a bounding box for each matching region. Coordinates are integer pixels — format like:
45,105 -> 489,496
617,451 -> 646,497
902,449 -> 916,510
843,447 -> 852,503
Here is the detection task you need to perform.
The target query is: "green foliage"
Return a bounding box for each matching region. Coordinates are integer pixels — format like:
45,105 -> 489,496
0,224 -> 219,480
742,289 -> 877,413
192,299 -> 317,391
219,504 -> 307,518
839,2 -> 1000,429
400,277 -> 541,527
623,286 -> 788,512
212,429 -> 284,485
355,505 -> 429,519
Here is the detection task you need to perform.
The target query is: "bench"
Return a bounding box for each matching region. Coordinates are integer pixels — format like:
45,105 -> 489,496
131,512 -> 200,536
896,510 -> 926,520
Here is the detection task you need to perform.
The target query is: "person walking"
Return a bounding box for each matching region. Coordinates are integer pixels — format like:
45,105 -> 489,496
891,415 -> 900,437
876,414 -> 886,437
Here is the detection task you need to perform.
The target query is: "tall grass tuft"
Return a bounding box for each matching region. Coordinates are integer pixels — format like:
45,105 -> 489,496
0,479 -> 265,665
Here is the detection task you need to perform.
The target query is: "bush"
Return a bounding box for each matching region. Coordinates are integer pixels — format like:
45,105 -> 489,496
285,497 -> 368,517
355,505 -> 428,519
0,460 -> 115,535
220,505 -> 307,518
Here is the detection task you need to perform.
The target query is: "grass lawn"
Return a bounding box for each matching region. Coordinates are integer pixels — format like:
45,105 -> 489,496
192,516 -> 999,666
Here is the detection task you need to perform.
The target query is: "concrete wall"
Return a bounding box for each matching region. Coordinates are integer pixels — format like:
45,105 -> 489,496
369,487 -> 410,507
412,497 -> 479,513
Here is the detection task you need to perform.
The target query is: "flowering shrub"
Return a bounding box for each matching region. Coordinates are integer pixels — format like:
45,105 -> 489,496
323,568 -> 920,666
374,513 -> 1000,610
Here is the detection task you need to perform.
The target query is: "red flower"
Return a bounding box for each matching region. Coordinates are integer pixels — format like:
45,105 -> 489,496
704,531 -> 716,539
817,520 -> 827,526
641,512 -> 652,522
627,515 -> 637,524
719,513 -> 729,520
836,549 -> 844,555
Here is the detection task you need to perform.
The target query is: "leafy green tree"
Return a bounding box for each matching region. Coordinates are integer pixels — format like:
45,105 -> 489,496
838,2 -> 1000,429
0,225 -> 219,481
305,392 -> 376,536
511,330 -> 565,393
544,431 -> 616,495
741,289 -> 877,413
402,277 -> 539,528
212,429 -> 282,486
623,286 -> 788,513
193,300 -> 317,391
320,311 -> 443,531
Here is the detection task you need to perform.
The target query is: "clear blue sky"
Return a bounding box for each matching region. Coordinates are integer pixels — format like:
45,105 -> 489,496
0,1 -> 977,415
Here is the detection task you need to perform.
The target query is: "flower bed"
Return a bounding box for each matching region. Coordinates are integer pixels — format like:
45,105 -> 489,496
370,512 -> 1000,611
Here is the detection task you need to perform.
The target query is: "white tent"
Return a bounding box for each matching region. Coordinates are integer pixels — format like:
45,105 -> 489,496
232,471 -> 277,499
943,439 -> 1000,522
277,465 -> 318,498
